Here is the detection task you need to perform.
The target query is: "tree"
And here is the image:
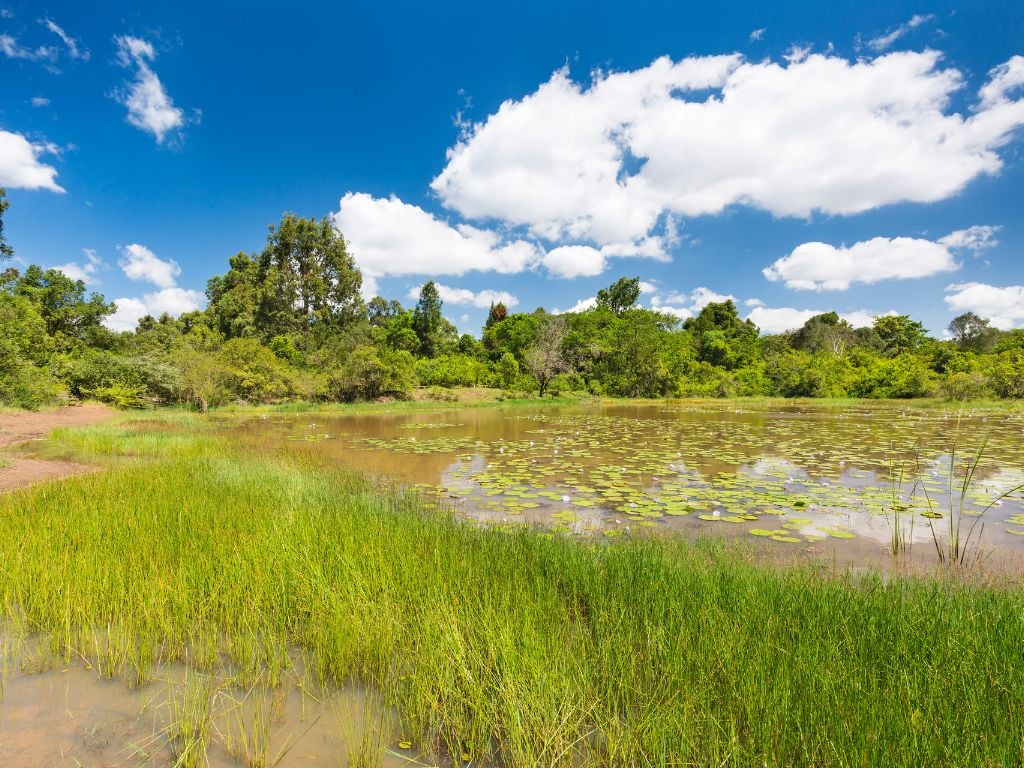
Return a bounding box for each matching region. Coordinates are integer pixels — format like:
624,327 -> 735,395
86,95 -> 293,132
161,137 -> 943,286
873,315 -> 928,356
10,266 -> 114,348
596,277 -> 641,314
367,296 -> 404,327
485,302 -> 508,328
683,300 -> 760,370
791,312 -> 857,357
948,312 -> 998,353
0,188 -> 12,261
412,281 -> 456,357
523,316 -> 570,396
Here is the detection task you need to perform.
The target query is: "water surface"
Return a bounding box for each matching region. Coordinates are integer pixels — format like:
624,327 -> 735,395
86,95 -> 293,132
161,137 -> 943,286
226,401 -> 1024,569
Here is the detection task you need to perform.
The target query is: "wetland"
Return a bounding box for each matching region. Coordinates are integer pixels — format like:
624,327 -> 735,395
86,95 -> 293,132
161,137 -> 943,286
1,399 -> 1023,767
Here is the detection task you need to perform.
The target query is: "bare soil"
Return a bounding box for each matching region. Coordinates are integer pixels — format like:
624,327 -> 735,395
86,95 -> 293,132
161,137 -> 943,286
0,403 -> 114,493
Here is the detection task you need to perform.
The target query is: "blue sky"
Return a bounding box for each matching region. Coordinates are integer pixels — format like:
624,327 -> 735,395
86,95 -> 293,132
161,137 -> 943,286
1,0 -> 1022,335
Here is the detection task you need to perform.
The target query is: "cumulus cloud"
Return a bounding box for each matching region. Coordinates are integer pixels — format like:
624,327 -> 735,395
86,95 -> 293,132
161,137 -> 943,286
54,248 -> 102,284
866,14 -> 934,52
0,129 -> 64,191
944,282 -> 1024,329
542,245 -> 605,278
407,282 -> 519,309
552,296 -> 597,315
749,28 -> 766,42
431,51 -> 1024,247
113,36 -> 187,144
763,227 -> 997,291
104,243 -> 203,331
649,286 -> 735,317
30,96 -> 49,107
118,243 -> 181,288
745,306 -> 888,335
334,192 -> 541,282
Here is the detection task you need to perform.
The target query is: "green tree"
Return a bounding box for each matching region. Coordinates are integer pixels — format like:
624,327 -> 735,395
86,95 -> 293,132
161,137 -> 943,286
683,300 -> 760,370
791,312 -> 857,357
596,277 -> 641,314
523,316 -> 570,396
367,296 -> 404,327
948,312 -> 998,353
0,188 -> 13,261
411,281 -> 456,357
10,266 -> 114,349
873,315 -> 928,356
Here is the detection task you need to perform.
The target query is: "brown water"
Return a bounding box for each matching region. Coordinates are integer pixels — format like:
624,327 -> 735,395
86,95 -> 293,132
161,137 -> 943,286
0,661 -> 411,767
227,401 -> 1024,569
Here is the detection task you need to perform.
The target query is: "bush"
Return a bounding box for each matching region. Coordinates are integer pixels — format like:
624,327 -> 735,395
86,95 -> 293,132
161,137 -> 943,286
939,372 -> 991,401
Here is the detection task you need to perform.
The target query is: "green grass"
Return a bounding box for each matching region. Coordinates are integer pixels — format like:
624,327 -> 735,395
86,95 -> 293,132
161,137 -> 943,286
1,417 -> 1022,766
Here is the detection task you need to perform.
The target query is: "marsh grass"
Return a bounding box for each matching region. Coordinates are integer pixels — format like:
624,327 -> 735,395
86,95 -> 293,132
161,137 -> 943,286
1,415 -> 1023,766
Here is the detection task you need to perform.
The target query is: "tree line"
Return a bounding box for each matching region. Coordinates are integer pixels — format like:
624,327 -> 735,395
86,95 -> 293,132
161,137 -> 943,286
2,191 -> 1022,410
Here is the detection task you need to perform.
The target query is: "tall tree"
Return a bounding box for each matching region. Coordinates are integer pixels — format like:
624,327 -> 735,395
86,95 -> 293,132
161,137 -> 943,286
873,315 -> 928,356
485,301 -> 508,328
523,316 -> 570,396
256,214 -> 364,336
683,300 -> 759,369
791,312 -> 858,357
10,266 -> 114,348
412,280 -> 447,357
0,188 -> 12,261
596,277 -> 641,314
948,312 -> 998,353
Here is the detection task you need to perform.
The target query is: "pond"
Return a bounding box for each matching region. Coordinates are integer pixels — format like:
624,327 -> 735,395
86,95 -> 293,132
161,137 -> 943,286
228,401 -> 1024,570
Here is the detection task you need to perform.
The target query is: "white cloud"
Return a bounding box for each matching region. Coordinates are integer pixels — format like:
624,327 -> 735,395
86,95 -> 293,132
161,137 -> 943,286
118,243 -> 181,288
762,227 -> 995,291
746,306 -> 887,334
944,283 -> 1024,329
542,245 -> 605,278
41,18 -> 88,61
689,287 -> 736,311
105,297 -> 148,332
647,286 -> 736,319
54,248 -> 102,284
113,36 -> 186,144
749,28 -> 766,42
552,296 -> 597,315
30,96 -> 49,107
867,14 -> 934,52
105,242 -> 203,331
745,298 -> 765,307
0,33 -> 56,63
937,224 -> 1001,252
653,305 -> 692,320
407,282 -> 519,309
334,192 -> 541,283
0,129 -> 64,192
105,288 -> 204,332
431,51 -> 1024,247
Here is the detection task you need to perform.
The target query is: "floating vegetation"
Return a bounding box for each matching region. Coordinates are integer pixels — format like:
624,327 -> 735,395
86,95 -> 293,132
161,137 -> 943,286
252,403 -> 1024,555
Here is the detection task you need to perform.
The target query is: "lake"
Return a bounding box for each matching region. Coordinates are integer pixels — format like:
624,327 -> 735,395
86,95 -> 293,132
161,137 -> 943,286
228,401 -> 1024,569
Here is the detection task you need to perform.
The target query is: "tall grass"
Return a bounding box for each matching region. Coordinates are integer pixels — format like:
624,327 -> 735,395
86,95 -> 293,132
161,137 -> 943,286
0,418 -> 1022,766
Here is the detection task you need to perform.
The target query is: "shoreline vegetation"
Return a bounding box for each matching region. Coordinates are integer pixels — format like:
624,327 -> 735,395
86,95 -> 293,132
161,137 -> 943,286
0,412 -> 1022,766
1,191 -> 1023,414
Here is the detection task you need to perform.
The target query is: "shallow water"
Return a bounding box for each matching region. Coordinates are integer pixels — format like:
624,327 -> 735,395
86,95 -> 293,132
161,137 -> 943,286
0,660 -> 411,767
227,401 -> 1024,568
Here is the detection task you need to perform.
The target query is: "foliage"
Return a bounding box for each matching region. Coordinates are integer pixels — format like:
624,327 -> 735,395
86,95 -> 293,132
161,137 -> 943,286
1,192 -> 1022,409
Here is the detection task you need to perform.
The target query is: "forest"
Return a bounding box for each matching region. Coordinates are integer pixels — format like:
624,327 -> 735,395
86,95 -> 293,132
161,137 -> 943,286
2,189 -> 1023,410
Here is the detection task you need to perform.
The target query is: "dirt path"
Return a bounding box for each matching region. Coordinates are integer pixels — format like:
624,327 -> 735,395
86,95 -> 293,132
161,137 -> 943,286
0,403 -> 115,493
